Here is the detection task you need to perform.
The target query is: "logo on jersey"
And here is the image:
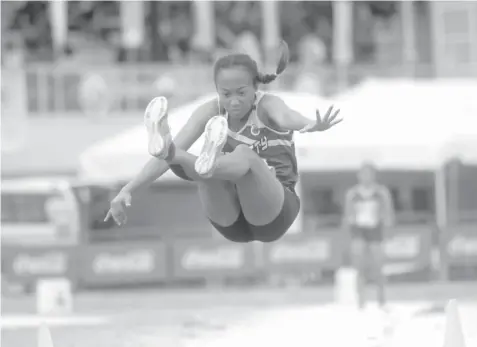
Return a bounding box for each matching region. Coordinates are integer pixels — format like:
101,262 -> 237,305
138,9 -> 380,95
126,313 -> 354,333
250,124 -> 261,136
251,136 -> 269,153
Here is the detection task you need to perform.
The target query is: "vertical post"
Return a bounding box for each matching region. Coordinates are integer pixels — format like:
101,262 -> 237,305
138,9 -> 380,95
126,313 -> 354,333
429,1 -> 443,77
49,0 -> 68,56
49,0 -> 68,113
435,165 -> 448,281
401,1 -> 417,77
470,2 -> 477,75
333,1 -> 353,92
192,1 -> 215,53
38,69 -> 48,113
120,1 -> 144,110
149,1 -> 161,61
120,1 -> 145,54
261,0 -> 281,68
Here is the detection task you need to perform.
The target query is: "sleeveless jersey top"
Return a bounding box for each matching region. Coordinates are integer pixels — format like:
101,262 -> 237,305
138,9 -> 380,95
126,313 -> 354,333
347,184 -> 388,229
219,92 -> 298,191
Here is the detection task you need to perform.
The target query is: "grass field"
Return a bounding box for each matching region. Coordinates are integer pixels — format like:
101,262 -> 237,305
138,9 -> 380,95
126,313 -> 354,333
2,282 -> 477,347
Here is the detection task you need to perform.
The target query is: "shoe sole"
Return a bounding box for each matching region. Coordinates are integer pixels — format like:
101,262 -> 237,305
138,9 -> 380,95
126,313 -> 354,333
195,116 -> 228,178
144,96 -> 170,158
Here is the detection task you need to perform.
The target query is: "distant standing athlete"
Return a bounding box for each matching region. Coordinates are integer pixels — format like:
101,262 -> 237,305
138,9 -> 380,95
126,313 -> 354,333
106,42 -> 342,243
343,163 -> 395,309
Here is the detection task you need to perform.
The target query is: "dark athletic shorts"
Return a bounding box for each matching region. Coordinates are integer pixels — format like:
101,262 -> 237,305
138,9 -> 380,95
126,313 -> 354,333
351,225 -> 384,243
170,164 -> 301,243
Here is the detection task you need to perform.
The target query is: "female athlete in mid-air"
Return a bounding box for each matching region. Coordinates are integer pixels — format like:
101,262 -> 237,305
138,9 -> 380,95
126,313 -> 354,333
105,42 -> 342,243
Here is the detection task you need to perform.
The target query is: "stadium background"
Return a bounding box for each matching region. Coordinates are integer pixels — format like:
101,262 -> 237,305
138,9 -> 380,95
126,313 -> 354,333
1,2 -> 477,346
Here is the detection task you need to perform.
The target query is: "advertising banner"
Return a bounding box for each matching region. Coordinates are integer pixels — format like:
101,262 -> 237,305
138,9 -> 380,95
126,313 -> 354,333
262,232 -> 344,272
383,227 -> 432,261
381,226 -> 433,276
2,246 -> 77,286
78,243 -> 168,286
446,224 -> 477,265
172,240 -> 256,278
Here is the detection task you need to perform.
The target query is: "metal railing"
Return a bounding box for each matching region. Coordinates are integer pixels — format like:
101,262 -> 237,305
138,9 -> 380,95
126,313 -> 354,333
21,63 -> 215,116
5,61 -> 477,118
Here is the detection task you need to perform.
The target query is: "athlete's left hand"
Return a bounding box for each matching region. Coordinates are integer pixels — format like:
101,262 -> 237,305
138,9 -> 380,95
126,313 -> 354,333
299,105 -> 342,133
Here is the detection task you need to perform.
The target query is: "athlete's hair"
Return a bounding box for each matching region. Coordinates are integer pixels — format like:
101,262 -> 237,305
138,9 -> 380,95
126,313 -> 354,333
213,41 -> 289,86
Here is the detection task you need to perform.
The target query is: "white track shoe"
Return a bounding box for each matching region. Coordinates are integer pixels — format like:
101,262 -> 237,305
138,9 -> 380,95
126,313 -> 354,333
144,96 -> 172,159
195,116 -> 228,178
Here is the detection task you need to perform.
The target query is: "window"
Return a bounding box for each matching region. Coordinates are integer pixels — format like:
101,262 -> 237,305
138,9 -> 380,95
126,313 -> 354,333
310,189 -> 341,216
1,193 -> 59,224
412,187 -> 433,212
388,185 -> 435,225
433,2 -> 476,70
443,8 -> 470,36
302,188 -> 343,229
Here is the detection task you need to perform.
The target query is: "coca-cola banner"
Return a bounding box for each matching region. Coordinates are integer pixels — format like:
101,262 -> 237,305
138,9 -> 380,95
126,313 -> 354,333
2,246 -> 77,286
78,243 -> 168,286
262,233 -> 344,272
172,240 -> 256,278
383,227 -> 432,264
445,225 -> 477,265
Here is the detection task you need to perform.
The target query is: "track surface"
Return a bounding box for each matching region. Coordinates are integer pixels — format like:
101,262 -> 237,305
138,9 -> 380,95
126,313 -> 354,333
2,283 -> 477,347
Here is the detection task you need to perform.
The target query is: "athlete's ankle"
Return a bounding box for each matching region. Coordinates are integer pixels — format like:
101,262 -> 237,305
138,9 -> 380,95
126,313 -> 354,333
163,142 -> 176,162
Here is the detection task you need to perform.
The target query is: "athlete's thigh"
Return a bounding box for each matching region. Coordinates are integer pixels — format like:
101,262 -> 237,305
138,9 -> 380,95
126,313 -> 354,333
170,163 -> 241,227
198,181 -> 255,243
197,179 -> 242,227
250,185 -> 300,243
234,150 -> 285,226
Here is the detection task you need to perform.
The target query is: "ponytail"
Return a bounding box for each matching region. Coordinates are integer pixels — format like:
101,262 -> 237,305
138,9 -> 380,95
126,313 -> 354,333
256,41 -> 290,85
256,72 -> 278,84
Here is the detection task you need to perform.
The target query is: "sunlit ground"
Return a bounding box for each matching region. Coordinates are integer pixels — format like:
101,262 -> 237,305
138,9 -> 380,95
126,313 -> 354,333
2,283 -> 477,347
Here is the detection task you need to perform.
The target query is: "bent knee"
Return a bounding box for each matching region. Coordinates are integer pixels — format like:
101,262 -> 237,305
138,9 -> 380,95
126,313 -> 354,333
233,144 -> 265,170
234,144 -> 257,158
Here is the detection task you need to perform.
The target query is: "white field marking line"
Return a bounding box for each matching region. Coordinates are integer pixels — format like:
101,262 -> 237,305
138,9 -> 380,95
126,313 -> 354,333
1,314 -> 110,329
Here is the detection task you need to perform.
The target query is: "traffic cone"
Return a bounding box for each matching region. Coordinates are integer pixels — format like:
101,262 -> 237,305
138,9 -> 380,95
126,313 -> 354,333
443,299 -> 466,347
38,324 -> 54,347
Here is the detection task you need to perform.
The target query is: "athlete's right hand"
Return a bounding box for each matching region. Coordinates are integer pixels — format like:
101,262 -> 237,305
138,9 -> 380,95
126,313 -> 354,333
104,190 -> 132,226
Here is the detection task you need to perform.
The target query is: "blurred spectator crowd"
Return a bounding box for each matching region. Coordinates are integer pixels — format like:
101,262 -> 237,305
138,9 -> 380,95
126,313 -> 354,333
1,1 -> 431,66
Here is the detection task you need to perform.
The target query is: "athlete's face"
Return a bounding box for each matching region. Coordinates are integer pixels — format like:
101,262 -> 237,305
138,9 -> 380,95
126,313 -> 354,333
358,166 -> 376,185
215,67 -> 256,119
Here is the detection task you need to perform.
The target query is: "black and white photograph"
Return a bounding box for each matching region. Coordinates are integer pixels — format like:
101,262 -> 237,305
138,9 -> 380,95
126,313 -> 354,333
1,1 -> 477,346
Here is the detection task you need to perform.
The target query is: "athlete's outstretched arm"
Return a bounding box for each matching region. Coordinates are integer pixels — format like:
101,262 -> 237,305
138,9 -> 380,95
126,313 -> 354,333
121,99 -> 217,194
263,95 -> 341,133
